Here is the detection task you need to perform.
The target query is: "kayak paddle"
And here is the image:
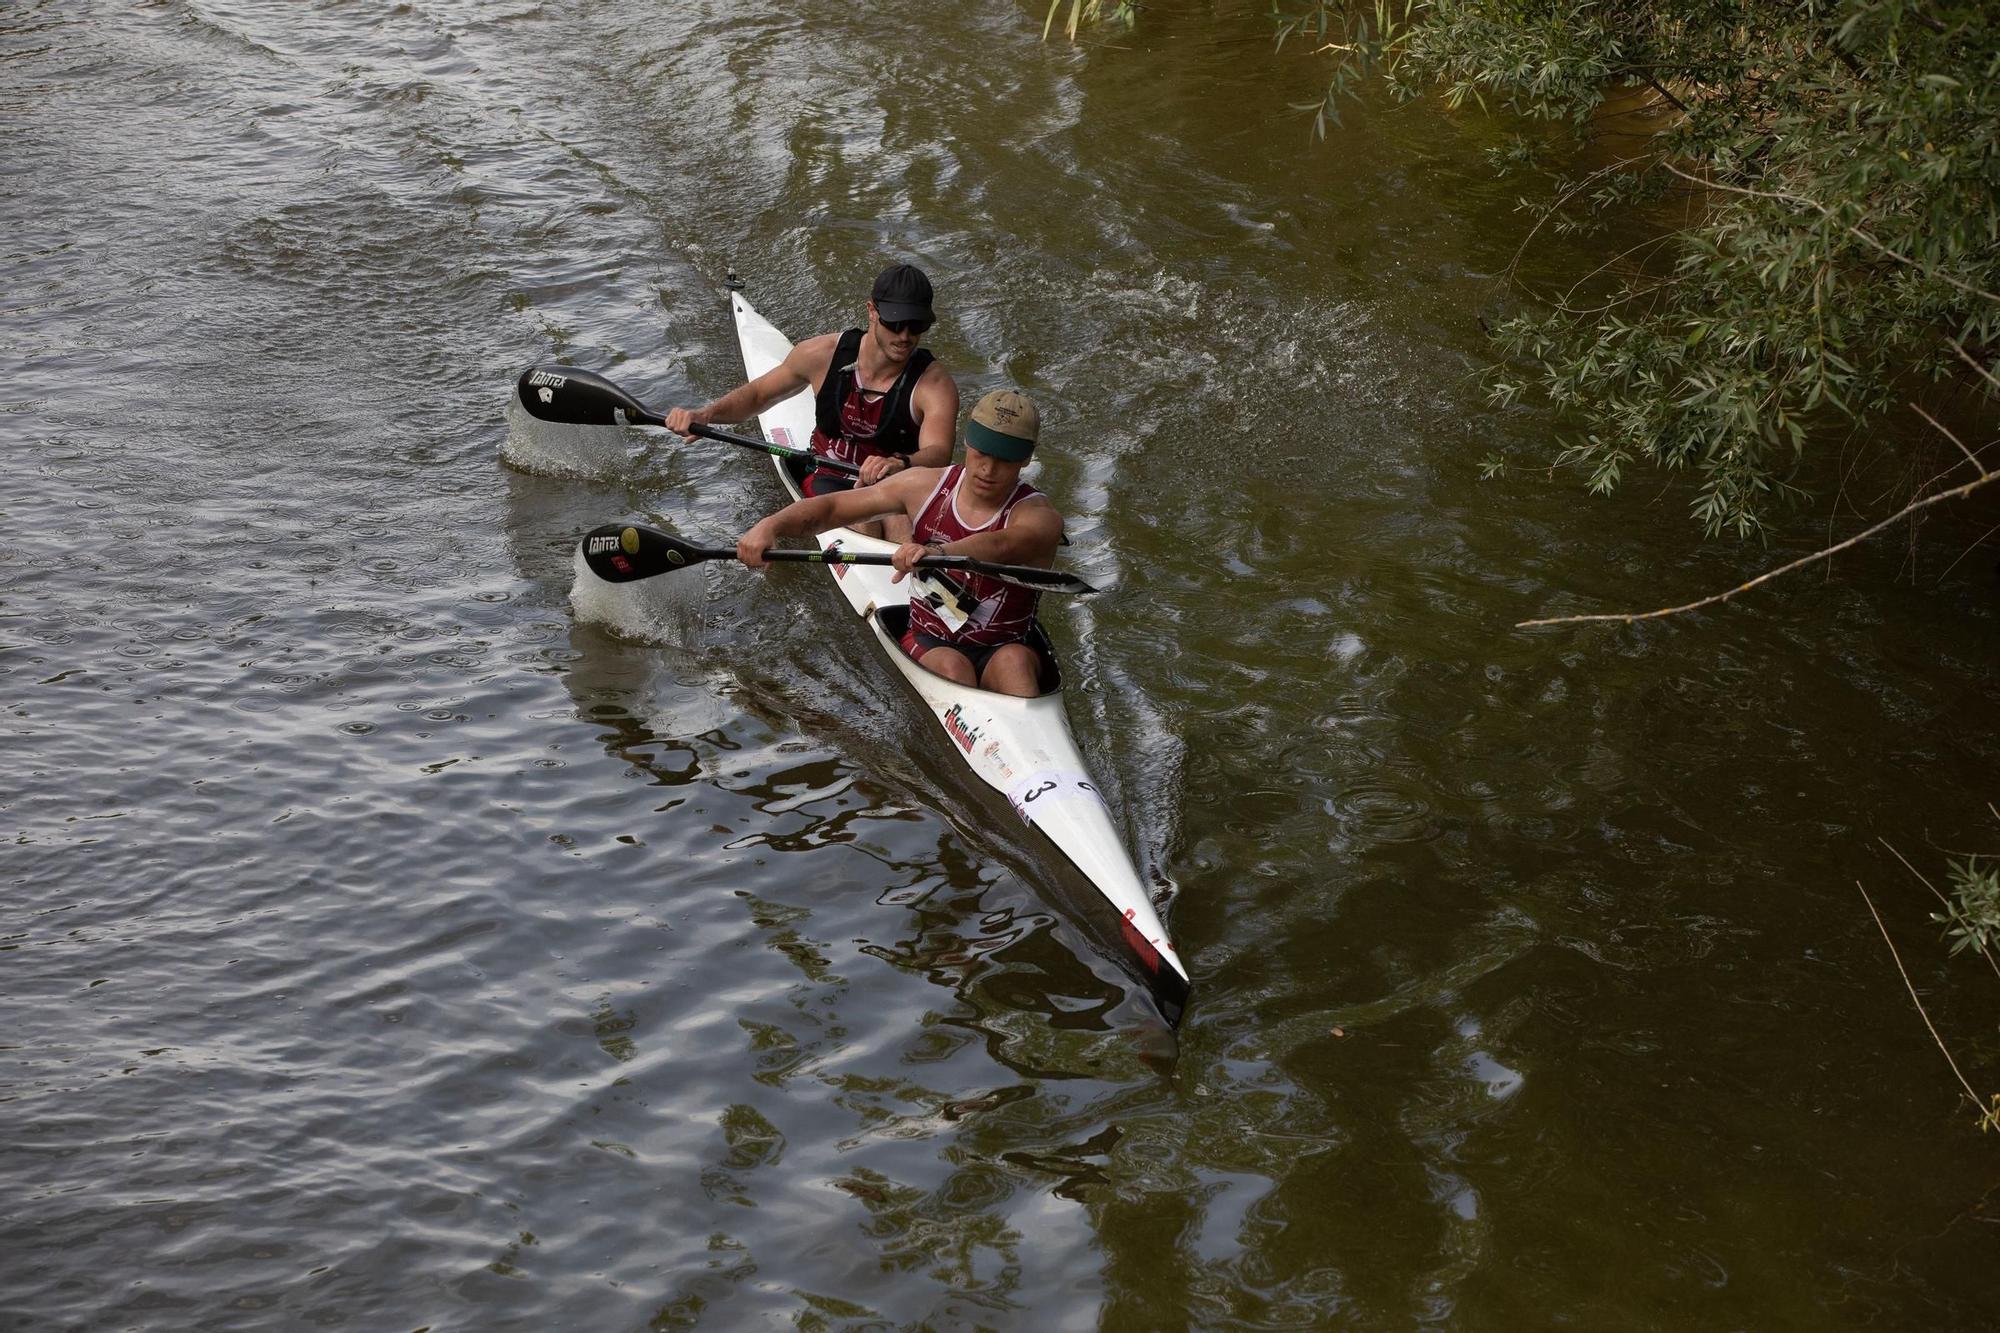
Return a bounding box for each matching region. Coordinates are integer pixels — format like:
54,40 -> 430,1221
579,523 -> 1099,596
516,365 -> 860,477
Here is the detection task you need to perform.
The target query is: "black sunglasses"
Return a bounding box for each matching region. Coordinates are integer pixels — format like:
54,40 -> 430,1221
879,316 -> 932,335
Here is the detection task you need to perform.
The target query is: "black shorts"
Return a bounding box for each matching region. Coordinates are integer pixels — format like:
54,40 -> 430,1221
803,470 -> 853,497
899,628 -> 1042,677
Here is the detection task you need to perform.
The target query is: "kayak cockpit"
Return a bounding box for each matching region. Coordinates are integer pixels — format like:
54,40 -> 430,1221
872,604 -> 1063,698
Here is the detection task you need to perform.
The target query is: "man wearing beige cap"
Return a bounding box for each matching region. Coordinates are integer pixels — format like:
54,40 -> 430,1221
736,388 -> 1063,697
666,263 -> 957,541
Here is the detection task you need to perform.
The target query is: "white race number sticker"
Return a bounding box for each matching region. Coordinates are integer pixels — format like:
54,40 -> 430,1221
1008,770 -> 1100,824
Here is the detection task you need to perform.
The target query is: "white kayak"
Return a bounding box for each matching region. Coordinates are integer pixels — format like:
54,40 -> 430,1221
728,286 -> 1191,1024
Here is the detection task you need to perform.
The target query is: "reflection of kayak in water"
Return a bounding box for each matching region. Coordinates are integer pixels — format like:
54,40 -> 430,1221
729,283 -> 1191,1026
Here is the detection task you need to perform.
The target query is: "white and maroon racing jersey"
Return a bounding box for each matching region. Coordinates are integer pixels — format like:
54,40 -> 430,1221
907,465 -> 1046,647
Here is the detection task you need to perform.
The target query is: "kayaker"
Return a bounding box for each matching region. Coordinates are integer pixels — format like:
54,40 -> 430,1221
665,263 -> 957,539
735,389 -> 1062,698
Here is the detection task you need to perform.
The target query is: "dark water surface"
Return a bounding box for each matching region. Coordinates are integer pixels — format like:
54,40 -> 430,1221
7,1 -> 1999,1328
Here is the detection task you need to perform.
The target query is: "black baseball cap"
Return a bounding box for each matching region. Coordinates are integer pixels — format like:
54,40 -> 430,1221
871,263 -> 935,324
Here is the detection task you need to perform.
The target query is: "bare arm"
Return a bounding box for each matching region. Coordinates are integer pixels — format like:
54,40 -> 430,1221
855,359 -> 959,485
906,363 -> 958,470
737,466 -> 938,567
666,335 -> 835,438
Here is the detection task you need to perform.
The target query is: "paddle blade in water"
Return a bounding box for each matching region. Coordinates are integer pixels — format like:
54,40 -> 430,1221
579,523 -> 731,583
516,366 -> 664,427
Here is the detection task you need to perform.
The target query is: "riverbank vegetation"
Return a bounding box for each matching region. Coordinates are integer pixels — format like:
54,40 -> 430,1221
1286,2 -> 2000,545
1060,2 -> 2000,543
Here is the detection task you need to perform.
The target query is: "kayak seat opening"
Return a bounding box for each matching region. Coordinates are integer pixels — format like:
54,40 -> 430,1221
875,605 -> 1062,697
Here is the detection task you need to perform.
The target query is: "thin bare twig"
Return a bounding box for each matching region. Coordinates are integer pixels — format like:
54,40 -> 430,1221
1912,415 -> 2000,494
1541,272 -> 1689,319
1555,231 -> 1680,310
1935,517 -> 2000,583
1949,338 -> 2000,395
1910,403 -> 1983,478
1855,880 -> 1987,1115
1516,466 -> 2000,627
1882,838 -> 1952,907
1503,154 -> 1661,287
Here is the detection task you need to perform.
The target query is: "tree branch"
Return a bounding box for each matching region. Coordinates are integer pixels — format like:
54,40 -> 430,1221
1936,516 -> 2000,585
1516,465 -> 1999,628
1660,161 -> 2000,306
1638,73 -> 1690,116
1855,880 -> 1987,1119
1502,154 -> 1661,287
1949,337 -> 2000,395
1910,403 -> 1984,479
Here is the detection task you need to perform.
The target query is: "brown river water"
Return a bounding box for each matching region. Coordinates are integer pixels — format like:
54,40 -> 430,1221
6,1 -> 1999,1328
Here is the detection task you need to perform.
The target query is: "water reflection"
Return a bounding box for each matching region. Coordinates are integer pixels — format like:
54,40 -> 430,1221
15,0 -> 2000,1325
593,1000 -> 638,1064
537,512 -> 1181,1051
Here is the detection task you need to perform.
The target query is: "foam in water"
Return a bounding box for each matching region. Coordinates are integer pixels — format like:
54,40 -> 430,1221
500,395 -> 641,480
568,545 -> 708,647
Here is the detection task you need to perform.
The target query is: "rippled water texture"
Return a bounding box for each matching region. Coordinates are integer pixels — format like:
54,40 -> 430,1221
6,1 -> 1999,1328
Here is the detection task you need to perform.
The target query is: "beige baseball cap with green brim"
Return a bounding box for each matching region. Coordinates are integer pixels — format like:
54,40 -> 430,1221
965,389 -> 1039,462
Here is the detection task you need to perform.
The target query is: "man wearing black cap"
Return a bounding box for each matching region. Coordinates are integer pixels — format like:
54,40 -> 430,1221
666,263 -> 957,540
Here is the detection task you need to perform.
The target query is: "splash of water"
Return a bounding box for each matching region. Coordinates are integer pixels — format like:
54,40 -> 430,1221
500,395 -> 642,480
568,545 -> 709,647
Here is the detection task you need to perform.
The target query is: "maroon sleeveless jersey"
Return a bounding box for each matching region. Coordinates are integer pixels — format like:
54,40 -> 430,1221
907,465 -> 1044,647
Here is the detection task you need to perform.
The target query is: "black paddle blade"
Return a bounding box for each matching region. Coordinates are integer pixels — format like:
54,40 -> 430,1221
925,556 -> 1099,596
578,523 -> 729,583
984,566 -> 1098,596
517,366 -> 664,428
